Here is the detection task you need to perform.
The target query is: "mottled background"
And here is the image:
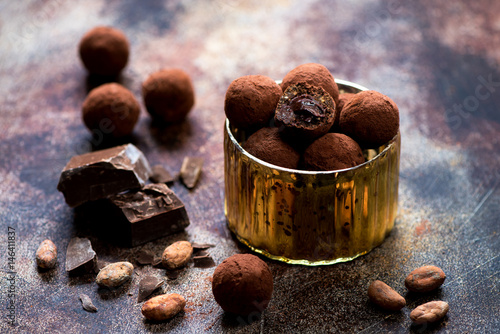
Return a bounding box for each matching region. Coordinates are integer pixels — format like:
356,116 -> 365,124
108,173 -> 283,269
0,1 -> 499,333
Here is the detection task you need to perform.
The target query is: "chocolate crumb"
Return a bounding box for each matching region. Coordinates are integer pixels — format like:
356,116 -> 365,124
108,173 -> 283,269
137,276 -> 164,303
79,293 -> 98,313
135,250 -> 154,266
191,242 -> 216,251
180,157 -> 204,189
65,237 -> 97,275
150,165 -> 175,184
193,255 -> 216,268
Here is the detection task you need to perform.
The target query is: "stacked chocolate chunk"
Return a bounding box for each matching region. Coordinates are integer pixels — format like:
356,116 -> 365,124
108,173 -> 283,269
57,144 -> 189,246
224,63 -> 400,171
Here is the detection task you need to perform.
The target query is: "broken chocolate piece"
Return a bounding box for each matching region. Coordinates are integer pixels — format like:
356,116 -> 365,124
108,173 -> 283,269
107,183 -> 190,247
193,254 -> 216,268
66,237 -> 97,275
149,165 -> 175,184
165,269 -> 182,280
192,242 -> 215,251
136,250 -> 154,266
57,144 -> 152,207
137,276 -> 164,303
180,157 -> 203,189
79,293 -> 98,312
275,82 -> 335,141
152,256 -> 163,268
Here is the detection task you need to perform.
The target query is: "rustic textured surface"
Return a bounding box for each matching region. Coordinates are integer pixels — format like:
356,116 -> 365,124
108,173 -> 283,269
0,1 -> 499,333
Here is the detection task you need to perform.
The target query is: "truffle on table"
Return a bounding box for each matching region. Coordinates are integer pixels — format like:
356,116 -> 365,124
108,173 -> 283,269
82,83 -> 140,138
281,63 -> 339,106
339,90 -> 399,148
302,133 -> 365,171
212,254 -> 273,316
79,26 -> 129,76
243,127 -> 300,169
275,83 -> 336,141
224,75 -> 282,130
142,68 -> 195,123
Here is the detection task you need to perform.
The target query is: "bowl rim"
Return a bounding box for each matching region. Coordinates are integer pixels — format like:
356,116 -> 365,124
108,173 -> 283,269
225,78 -> 400,176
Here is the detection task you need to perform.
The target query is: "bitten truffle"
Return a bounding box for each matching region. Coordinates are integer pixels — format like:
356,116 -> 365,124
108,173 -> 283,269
224,75 -> 282,130
281,63 -> 340,106
79,26 -> 129,76
275,82 -> 335,141
339,90 -> 399,148
82,83 -> 140,138
243,127 -> 300,169
303,133 -> 365,171
212,254 -> 273,316
142,68 -> 195,123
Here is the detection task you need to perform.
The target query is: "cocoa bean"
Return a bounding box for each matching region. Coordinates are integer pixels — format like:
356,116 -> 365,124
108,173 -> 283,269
35,239 -> 57,269
368,280 -> 406,311
405,265 -> 446,292
141,293 -> 186,321
410,300 -> 449,324
162,241 -> 193,269
96,261 -> 134,288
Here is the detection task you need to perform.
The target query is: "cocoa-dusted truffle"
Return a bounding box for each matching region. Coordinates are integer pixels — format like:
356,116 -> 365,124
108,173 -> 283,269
82,83 -> 140,138
303,133 -> 365,171
281,63 -> 339,105
339,90 -> 399,148
243,127 -> 300,169
79,26 -> 129,76
331,92 -> 356,131
212,254 -> 273,316
275,82 -> 335,141
224,75 -> 282,130
142,68 -> 195,123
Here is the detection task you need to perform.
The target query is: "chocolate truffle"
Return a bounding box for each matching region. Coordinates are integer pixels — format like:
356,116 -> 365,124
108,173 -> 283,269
339,90 -> 399,148
224,75 -> 282,130
82,83 -> 140,138
243,127 -> 300,169
79,26 -> 129,76
281,63 -> 339,105
302,133 -> 365,171
212,254 -> 273,316
142,68 -> 195,123
331,92 -> 356,131
275,82 -> 335,141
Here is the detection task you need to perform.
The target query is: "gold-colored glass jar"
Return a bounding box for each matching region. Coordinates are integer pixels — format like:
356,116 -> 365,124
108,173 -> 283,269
224,79 -> 400,265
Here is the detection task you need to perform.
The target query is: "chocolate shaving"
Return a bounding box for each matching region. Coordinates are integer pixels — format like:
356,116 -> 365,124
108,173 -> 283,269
193,255 -> 216,268
79,293 -> 98,312
149,165 -> 174,184
65,237 -> 97,275
180,157 -> 204,189
165,269 -> 182,280
137,276 -> 164,303
191,242 -> 215,251
136,250 -> 154,265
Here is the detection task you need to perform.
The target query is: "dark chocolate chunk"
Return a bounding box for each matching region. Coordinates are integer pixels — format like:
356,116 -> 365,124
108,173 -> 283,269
193,254 -> 216,268
137,276 -> 164,303
66,237 -> 97,275
136,250 -> 154,266
149,165 -> 175,184
180,157 -> 204,189
152,256 -> 163,268
79,293 -> 98,312
191,243 -> 215,251
107,183 -> 190,247
165,269 -> 182,280
57,144 -> 151,207
275,82 -> 335,141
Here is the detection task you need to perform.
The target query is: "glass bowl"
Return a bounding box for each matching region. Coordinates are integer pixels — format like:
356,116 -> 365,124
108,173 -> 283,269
223,79 -> 400,265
